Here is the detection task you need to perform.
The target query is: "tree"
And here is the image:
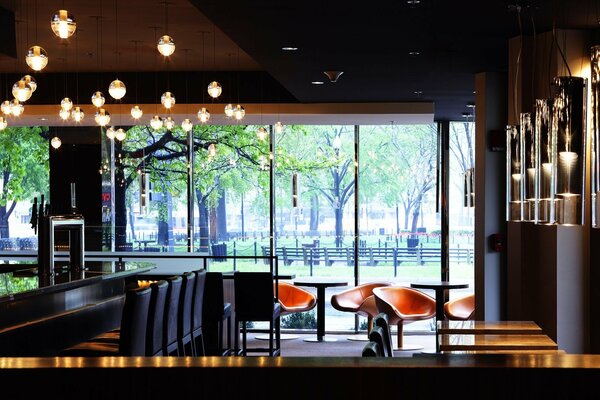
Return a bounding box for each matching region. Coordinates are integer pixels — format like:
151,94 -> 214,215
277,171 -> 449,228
0,126 -> 49,238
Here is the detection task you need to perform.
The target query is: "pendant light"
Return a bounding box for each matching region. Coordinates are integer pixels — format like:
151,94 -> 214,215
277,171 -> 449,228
91,91 -> 105,108
71,106 -> 84,122
131,105 -> 143,120
108,0 -> 126,100
198,108 -> 210,123
12,79 -> 32,102
163,116 -> 175,130
181,49 -> 193,133
61,97 -> 73,110
157,2 -> 175,56
51,9 -> 76,39
233,104 -> 245,120
207,24 -> 221,99
50,136 -> 62,149
256,127 -> 268,141
130,40 -> 143,120
26,1 -> 48,71
224,103 -> 234,117
275,121 -> 284,134
95,108 -> 110,126
198,31 -> 210,123
181,118 -> 193,132
59,108 -> 70,120
106,126 -> 116,140
150,115 -> 163,130
21,75 -> 37,92
161,91 -> 175,109
208,143 -> 217,157
1,101 -> 11,115
115,128 -> 126,141
0,116 -> 7,130
10,99 -> 24,117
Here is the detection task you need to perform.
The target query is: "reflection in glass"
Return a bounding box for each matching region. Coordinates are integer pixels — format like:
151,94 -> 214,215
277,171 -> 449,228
521,112 -> 535,221
506,124 -> 523,221
592,45 -> 600,227
534,98 -> 555,224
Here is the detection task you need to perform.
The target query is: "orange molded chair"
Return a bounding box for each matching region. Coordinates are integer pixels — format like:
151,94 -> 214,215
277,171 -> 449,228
444,293 -> 475,320
373,286 -> 436,351
331,282 -> 391,340
256,281 -> 317,340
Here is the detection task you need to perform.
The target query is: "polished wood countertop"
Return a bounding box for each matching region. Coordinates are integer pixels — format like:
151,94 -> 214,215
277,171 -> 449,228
439,333 -> 558,351
437,320 -> 544,335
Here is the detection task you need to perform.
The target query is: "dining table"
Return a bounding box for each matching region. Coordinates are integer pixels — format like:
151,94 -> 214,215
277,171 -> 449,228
293,277 -> 348,342
410,281 -> 469,322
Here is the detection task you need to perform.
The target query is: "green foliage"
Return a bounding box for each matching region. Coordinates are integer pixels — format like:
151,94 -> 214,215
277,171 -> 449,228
281,311 -> 317,329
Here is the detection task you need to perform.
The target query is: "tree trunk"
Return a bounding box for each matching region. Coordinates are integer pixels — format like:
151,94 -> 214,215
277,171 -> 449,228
0,205 -> 9,239
403,206 -> 410,231
309,194 -> 319,231
216,189 -> 227,241
395,204 -> 400,234
128,208 -> 136,241
114,170 -> 127,251
335,207 -> 343,248
195,188 -> 210,253
209,208 -> 217,243
240,193 -> 245,240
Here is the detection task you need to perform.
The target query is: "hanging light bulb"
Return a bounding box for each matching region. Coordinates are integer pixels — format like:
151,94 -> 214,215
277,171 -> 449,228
0,116 -> 7,130
12,80 -> 32,102
25,46 -> 48,71
208,143 -> 217,157
198,107 -> 210,123
150,115 -> 163,130
91,91 -> 105,108
157,35 -> 175,57
71,106 -> 84,122
106,126 -> 116,140
161,91 -> 176,109
50,136 -> 62,149
224,103 -> 234,118
130,105 -> 143,120
181,118 -> 193,132
207,81 -> 222,98
1,101 -> 12,115
59,108 -> 70,120
233,104 -> 245,120
10,99 -> 24,117
256,127 -> 268,140
108,79 -> 126,100
61,97 -> 73,111
275,121 -> 284,134
163,116 -> 175,130
115,128 -> 126,141
51,10 -> 76,39
94,108 -> 111,126
21,75 -> 37,92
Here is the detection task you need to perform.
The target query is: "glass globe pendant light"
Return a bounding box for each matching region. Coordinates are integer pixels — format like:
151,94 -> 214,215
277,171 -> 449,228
115,128 -> 126,141
207,81 -> 222,99
163,116 -> 175,130
224,103 -> 234,118
161,92 -> 175,109
130,105 -> 143,120
208,143 -> 217,157
157,35 -> 175,57
91,91 -> 105,108
233,104 -> 245,120
198,107 -> 210,123
106,126 -> 116,140
61,97 -> 73,111
256,127 -> 268,140
150,115 -> 163,130
108,79 -> 126,100
50,136 -> 62,149
71,107 -> 84,122
10,99 -> 24,117
21,75 -> 37,92
95,109 -> 111,126
181,118 -> 193,132
59,108 -> 70,120
25,46 -> 48,71
51,10 -> 76,39
12,80 -> 32,102
275,121 -> 284,134
1,101 -> 12,115
0,117 -> 7,130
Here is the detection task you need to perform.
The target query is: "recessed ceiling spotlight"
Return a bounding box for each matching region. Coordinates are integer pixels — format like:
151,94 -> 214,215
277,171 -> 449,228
462,112 -> 471,118
407,0 -> 420,4
414,90 -> 422,95
466,102 -> 476,108
39,117 -> 47,121
282,46 -> 298,51
409,51 -> 420,56
311,81 -> 325,85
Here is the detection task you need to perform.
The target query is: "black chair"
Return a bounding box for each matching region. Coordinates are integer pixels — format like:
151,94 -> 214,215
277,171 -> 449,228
177,272 -> 196,356
373,312 -> 393,357
203,272 -> 232,356
163,275 -> 183,356
146,280 -> 169,356
368,325 -> 393,357
362,341 -> 383,357
61,286 -> 152,356
233,272 -> 281,356
190,269 -> 207,356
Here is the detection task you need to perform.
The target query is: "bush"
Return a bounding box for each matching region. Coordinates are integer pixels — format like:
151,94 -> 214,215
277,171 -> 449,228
281,311 -> 317,329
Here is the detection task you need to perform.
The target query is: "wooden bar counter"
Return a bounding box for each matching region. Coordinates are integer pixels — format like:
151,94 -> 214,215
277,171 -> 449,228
437,320 -> 544,335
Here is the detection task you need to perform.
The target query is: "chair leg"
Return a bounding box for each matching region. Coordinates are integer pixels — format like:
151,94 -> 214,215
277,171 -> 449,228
269,319 -> 274,356
367,316 -> 374,336
276,317 -> 281,356
234,318 -> 240,356
242,321 -> 247,356
225,315 -> 232,355
397,322 -> 404,349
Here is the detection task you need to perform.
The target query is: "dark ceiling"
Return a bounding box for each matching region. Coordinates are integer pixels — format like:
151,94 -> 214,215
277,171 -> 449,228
191,0 -> 600,121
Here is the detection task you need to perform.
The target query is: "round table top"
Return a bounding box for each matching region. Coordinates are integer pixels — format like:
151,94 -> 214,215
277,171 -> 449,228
293,277 -> 349,288
410,281 -> 469,290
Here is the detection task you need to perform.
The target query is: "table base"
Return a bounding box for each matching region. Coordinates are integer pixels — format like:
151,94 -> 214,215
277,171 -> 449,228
303,336 -> 339,342
255,334 -> 299,341
346,335 -> 370,342
393,344 -> 424,352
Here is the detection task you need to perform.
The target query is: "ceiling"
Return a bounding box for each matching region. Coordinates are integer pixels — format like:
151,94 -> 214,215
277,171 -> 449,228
0,0 -> 599,122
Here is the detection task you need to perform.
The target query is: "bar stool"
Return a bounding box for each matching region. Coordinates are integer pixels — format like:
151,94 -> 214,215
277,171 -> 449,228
203,272 -> 232,356
190,269 -> 207,356
145,280 -> 169,356
163,275 -> 183,356
177,272 -> 196,356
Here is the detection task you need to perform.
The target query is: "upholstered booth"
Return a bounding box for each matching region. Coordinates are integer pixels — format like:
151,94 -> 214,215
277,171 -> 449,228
444,293 -> 475,320
373,286 -> 436,351
330,282 -> 391,340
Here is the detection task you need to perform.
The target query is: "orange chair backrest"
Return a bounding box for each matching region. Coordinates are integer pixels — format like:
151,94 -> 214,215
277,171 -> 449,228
373,286 -> 436,317
332,282 -> 391,310
276,282 -> 316,309
444,294 -> 475,320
